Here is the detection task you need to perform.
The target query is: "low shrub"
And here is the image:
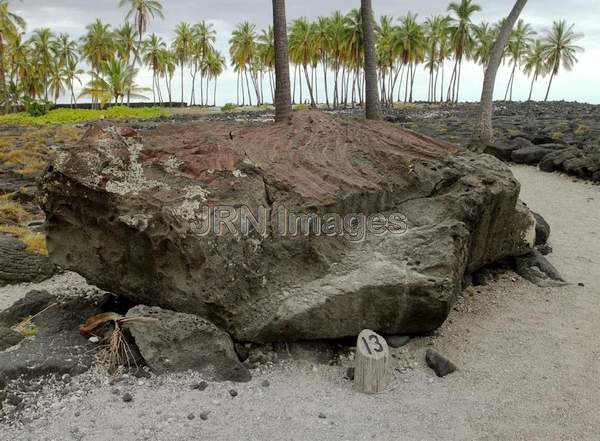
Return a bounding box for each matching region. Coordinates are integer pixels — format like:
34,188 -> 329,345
23,98 -> 54,117
221,103 -> 237,112
0,106 -> 169,125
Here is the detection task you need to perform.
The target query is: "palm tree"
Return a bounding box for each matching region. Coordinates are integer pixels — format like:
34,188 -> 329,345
29,27 -> 55,100
473,0 -> 528,148
143,33 -> 166,103
205,50 -> 226,106
48,61 -> 65,104
272,0 -> 292,121
289,18 -> 317,107
80,58 -> 148,105
397,13 -> 425,103
472,22 -> 497,69
361,0 -> 380,119
191,21 -> 216,106
158,48 -> 176,103
52,33 -> 78,70
115,22 -> 138,66
257,26 -> 275,103
343,9 -> 363,106
80,20 -> 115,108
504,19 -> 535,101
523,40 -> 546,101
447,0 -> 481,102
119,0 -> 163,103
229,22 -> 258,106
62,58 -> 84,106
424,16 -> 451,102
542,20 -> 583,101
119,0 -> 163,64
0,0 -> 25,112
173,22 -> 193,106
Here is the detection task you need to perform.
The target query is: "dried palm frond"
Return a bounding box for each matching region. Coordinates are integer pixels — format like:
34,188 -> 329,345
81,312 -> 158,374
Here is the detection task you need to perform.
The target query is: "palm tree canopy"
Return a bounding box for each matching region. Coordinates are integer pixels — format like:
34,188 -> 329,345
542,20 -> 584,74
119,0 -> 164,35
447,0 -> 481,60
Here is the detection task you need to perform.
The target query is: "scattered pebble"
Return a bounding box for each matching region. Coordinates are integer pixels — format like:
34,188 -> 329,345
261,380 -> 270,387
122,392 -> 133,403
200,411 -> 209,421
187,413 -> 195,420
318,412 -> 327,419
190,381 -> 208,391
228,389 -> 238,398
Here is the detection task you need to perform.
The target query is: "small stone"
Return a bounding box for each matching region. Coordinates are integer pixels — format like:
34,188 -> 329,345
425,349 -> 457,378
318,412 -> 327,419
187,413 -> 195,420
111,388 -> 121,395
261,380 -> 270,388
61,374 -> 72,384
200,411 -> 209,421
88,336 -> 100,343
122,392 -> 133,402
578,282 -> 585,287
190,381 -> 208,391
385,335 -> 410,349
228,389 -> 238,398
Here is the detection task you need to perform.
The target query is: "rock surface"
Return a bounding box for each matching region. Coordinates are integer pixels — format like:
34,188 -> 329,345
125,306 -> 251,382
0,290 -> 110,382
41,111 -> 535,342
0,235 -> 57,286
514,250 -> 566,287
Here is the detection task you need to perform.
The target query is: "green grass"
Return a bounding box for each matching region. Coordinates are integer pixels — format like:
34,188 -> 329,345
0,106 -> 169,125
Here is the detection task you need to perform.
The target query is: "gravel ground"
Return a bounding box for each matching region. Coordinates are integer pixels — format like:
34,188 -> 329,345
1,165 -> 599,441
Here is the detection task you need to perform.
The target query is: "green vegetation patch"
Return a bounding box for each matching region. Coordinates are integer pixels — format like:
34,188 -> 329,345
0,106 -> 169,126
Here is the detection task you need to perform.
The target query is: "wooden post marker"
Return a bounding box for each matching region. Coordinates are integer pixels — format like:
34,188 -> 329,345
354,329 -> 390,394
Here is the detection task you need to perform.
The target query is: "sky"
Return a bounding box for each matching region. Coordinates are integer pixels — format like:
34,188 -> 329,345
11,0 -> 600,105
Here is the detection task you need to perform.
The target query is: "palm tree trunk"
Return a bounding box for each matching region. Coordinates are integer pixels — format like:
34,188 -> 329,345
361,0 -> 381,119
544,71 -> 555,102
180,61 -> 185,107
455,59 -> 462,103
302,64 -> 316,108
505,61 -> 516,101
214,78 -> 218,106
272,0 -> 292,120
244,67 -> 253,106
528,73 -> 536,101
474,0 -> 528,148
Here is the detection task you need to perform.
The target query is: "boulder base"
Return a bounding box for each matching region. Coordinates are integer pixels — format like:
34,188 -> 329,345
41,111 -> 534,342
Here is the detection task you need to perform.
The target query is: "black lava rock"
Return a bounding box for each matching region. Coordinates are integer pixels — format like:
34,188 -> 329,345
425,349 -> 457,378
532,212 -> 551,246
190,381 -> 208,391
385,335 -> 411,348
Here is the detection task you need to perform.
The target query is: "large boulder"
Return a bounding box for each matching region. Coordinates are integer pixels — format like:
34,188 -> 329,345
40,111 -> 535,342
